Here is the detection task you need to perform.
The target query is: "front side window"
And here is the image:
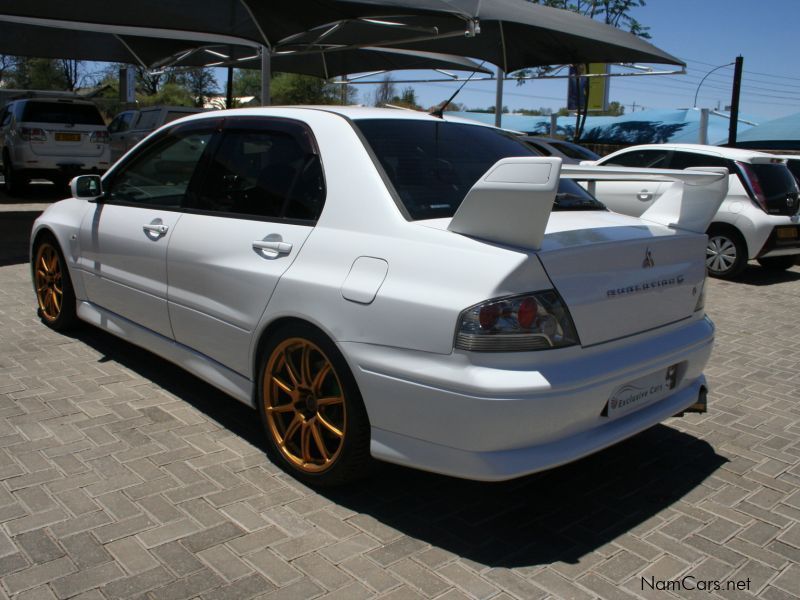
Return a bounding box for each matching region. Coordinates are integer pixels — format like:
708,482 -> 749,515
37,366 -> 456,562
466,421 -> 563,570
106,128 -> 213,207
355,119 -> 603,219
602,149 -> 669,168
194,124 -> 325,221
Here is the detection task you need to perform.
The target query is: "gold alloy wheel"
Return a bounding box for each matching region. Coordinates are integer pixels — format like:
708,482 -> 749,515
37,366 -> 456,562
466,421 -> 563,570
263,338 -> 347,473
34,243 -> 63,322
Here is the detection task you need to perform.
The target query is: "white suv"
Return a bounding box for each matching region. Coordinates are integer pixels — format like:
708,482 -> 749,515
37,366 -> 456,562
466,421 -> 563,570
0,97 -> 111,195
586,144 -> 800,278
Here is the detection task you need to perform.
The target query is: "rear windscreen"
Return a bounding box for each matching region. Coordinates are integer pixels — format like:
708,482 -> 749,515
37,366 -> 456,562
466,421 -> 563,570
22,101 -> 104,125
356,119 -> 605,220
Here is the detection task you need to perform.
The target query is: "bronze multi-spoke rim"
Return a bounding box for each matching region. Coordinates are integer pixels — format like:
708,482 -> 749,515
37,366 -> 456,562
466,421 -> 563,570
263,338 -> 346,473
34,243 -> 63,322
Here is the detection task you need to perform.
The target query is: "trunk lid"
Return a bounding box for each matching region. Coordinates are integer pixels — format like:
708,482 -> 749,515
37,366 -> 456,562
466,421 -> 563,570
537,212 -> 706,347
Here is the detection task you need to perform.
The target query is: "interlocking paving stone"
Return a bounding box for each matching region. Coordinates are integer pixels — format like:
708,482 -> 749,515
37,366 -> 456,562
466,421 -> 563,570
0,260 -> 799,598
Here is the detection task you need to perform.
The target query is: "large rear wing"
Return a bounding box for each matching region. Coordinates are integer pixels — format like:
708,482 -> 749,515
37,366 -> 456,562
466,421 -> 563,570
448,158 -> 728,251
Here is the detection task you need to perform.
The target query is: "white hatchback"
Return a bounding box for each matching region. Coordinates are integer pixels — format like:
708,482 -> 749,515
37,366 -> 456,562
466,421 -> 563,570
31,108 -> 725,485
586,144 -> 800,278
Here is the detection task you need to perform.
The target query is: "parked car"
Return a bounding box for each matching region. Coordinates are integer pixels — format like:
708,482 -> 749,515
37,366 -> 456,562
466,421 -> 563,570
520,135 -> 601,164
775,154 -> 800,184
585,144 -> 800,278
0,96 -> 110,195
108,106 -> 207,162
30,108 -> 724,485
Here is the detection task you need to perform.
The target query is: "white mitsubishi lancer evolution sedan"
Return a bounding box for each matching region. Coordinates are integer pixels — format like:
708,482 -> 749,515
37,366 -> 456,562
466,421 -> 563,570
29,107 -> 728,486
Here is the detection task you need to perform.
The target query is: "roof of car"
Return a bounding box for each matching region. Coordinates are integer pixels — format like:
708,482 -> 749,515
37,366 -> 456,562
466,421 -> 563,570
176,105 -> 496,126
610,143 -> 777,161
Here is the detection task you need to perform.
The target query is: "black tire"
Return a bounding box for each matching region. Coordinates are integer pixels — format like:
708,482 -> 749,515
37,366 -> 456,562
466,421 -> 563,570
757,255 -> 797,271
3,156 -> 28,197
705,227 -> 748,279
256,322 -> 373,486
32,233 -> 79,331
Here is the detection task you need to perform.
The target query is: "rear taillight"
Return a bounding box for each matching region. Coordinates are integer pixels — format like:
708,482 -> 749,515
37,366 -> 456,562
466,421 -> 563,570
19,127 -> 46,142
736,161 -> 768,212
455,291 -> 580,352
90,130 -> 109,144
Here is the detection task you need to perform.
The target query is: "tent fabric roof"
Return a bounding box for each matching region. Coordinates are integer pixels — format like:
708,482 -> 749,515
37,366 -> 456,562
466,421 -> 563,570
450,108 -> 759,145
735,112 -> 800,150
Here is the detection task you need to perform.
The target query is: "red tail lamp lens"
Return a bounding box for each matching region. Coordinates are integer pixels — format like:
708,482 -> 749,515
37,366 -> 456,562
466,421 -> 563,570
479,304 -> 500,329
517,297 -> 538,328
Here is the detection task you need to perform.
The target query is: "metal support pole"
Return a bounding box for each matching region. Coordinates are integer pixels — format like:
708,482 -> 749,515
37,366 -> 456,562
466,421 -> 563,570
550,114 -> 558,136
699,108 -> 709,145
494,66 -> 504,127
728,55 -> 743,146
226,66 -> 234,109
261,47 -> 271,106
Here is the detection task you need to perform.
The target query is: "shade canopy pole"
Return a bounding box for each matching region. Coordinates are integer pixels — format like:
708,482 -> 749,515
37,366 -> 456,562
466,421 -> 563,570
261,46 -> 271,106
494,66 -> 504,127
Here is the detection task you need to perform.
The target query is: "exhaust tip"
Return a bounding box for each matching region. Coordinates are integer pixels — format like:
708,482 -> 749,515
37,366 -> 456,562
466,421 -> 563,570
685,385 -> 708,414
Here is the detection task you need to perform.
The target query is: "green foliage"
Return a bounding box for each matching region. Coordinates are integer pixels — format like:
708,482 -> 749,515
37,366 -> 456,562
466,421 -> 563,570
234,70 -> 355,105
391,87 -> 420,110
4,58 -> 69,90
527,0 -> 650,38
137,82 -> 194,107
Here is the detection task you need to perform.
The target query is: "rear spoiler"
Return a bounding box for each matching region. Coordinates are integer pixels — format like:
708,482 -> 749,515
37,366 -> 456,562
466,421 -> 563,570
448,158 -> 728,251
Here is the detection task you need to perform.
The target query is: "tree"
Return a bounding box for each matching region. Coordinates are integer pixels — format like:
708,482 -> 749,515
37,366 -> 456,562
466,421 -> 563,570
0,55 -> 15,86
4,58 -> 70,90
175,68 -> 219,107
604,100 -> 625,116
233,70 -> 355,105
373,75 -> 396,107
57,60 -> 83,91
391,87 -> 420,110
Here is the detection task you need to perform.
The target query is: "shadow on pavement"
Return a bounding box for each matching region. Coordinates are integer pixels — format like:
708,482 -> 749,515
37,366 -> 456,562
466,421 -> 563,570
68,323 -> 726,571
0,211 -> 40,266
730,263 -> 800,286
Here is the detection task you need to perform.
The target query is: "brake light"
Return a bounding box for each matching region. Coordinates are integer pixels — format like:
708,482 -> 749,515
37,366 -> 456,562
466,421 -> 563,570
90,130 -> 110,144
19,127 -> 46,142
455,291 -> 579,352
736,161 -> 768,212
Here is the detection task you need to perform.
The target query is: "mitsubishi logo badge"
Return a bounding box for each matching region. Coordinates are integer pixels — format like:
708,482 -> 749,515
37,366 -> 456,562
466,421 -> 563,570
642,248 -> 655,268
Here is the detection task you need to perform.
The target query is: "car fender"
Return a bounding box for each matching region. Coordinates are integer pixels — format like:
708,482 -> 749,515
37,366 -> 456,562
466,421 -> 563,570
30,199 -> 92,301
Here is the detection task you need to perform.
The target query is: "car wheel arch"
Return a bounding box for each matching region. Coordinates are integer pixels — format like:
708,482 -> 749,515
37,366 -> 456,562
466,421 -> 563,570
706,222 -> 749,256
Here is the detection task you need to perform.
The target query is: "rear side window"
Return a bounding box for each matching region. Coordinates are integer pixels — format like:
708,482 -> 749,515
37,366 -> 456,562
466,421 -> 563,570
669,151 -> 731,171
194,123 -> 325,221
603,149 -> 669,168
784,159 -> 800,183
21,101 -> 104,125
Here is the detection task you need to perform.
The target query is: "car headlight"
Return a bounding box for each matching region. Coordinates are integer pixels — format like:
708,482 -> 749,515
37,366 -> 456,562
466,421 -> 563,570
455,290 -> 580,352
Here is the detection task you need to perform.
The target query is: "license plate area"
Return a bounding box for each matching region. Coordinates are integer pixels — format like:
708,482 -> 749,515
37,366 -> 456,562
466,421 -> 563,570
602,364 -> 678,419
55,132 -> 81,142
776,226 -> 798,240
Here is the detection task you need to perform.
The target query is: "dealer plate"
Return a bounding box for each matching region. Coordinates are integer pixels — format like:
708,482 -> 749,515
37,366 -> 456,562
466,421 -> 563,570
603,364 -> 678,419
55,132 -> 81,142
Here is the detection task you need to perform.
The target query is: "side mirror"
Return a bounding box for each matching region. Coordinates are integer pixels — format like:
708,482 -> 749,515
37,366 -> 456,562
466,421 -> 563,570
70,175 -> 104,201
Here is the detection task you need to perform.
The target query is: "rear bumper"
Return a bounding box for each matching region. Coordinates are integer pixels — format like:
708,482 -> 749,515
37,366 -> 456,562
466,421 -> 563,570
342,315 -> 714,481
757,223 -> 800,258
10,146 -> 110,176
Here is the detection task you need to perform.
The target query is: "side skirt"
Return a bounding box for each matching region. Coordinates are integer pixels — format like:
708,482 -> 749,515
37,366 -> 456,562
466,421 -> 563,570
76,300 -> 255,407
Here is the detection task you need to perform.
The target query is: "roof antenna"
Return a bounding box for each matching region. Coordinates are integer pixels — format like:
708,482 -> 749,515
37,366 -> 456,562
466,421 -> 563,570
429,61 -> 486,119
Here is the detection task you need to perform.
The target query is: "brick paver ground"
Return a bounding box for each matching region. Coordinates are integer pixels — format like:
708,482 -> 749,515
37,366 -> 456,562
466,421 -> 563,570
0,251 -> 798,599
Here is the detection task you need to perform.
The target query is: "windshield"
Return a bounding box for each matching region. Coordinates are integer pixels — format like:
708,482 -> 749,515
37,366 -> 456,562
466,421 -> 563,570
22,101 -> 105,126
356,119 -> 605,220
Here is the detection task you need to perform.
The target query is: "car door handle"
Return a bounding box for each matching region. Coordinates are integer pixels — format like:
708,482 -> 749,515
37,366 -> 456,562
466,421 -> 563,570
637,190 -> 654,201
252,240 -> 292,255
143,223 -> 169,235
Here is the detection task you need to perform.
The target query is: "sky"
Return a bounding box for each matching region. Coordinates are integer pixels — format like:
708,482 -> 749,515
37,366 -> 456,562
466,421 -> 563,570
342,0 -> 800,122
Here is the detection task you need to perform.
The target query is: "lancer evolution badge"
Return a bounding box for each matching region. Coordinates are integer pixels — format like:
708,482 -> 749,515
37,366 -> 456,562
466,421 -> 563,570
642,247 -> 655,269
